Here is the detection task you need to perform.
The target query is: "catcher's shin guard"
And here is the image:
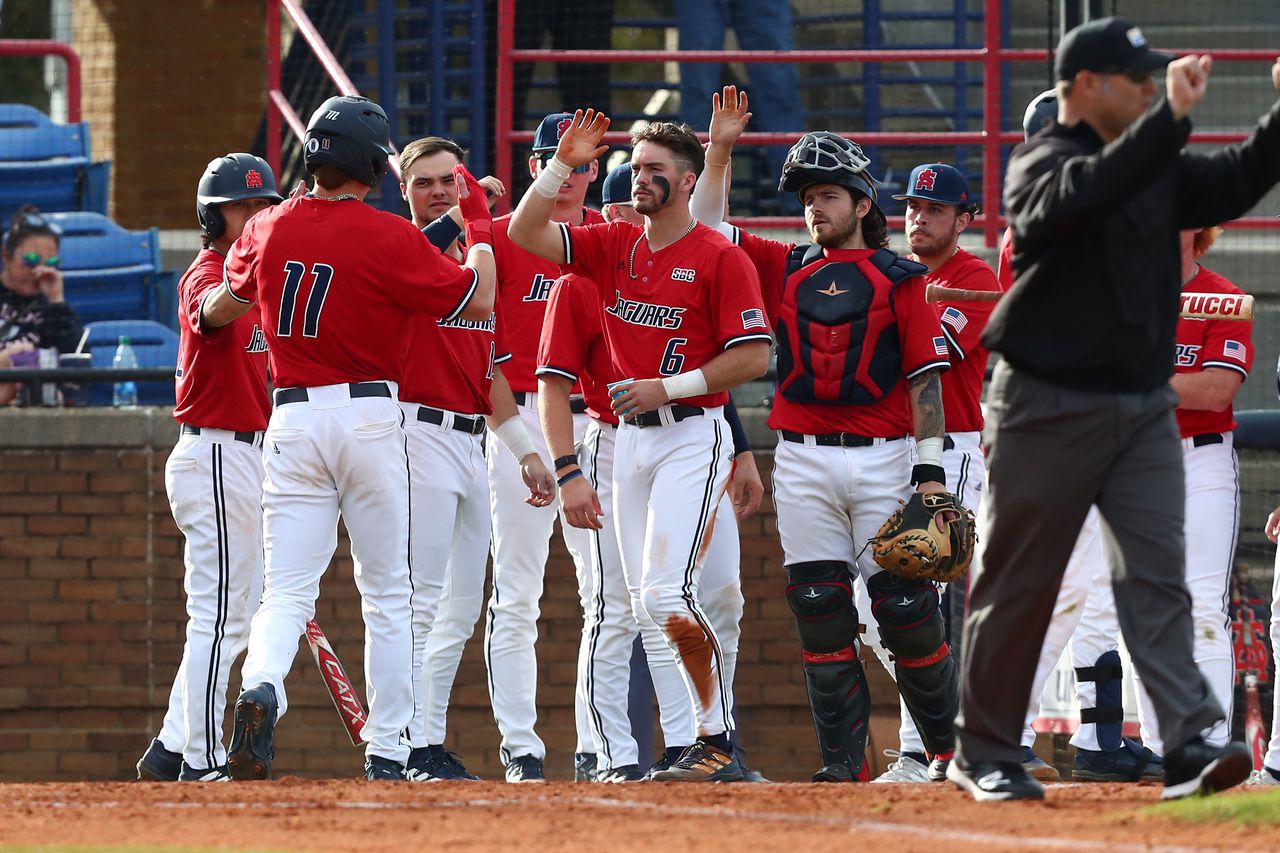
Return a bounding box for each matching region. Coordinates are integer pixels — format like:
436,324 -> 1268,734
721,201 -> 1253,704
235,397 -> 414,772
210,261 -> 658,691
1076,650 -> 1124,751
786,561 -> 871,776
867,571 -> 957,757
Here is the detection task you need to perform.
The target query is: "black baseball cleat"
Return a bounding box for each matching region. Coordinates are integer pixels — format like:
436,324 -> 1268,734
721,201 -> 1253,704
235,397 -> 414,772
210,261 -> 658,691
504,754 -> 546,783
227,683 -> 277,781
812,763 -> 856,783
648,740 -> 744,782
136,738 -> 182,781
1160,737 -> 1252,800
574,751 -> 598,782
364,755 -> 406,781
406,745 -> 480,781
1073,737 -> 1162,782
596,764 -> 645,783
179,761 -> 230,782
947,757 -> 1045,801
645,746 -> 687,780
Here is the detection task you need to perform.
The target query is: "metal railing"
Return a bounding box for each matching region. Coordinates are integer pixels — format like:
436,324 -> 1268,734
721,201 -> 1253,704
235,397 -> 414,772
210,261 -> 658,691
0,39 -> 81,122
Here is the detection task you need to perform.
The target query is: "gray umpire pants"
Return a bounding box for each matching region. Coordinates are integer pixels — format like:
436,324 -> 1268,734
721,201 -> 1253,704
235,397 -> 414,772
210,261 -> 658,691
956,361 -> 1223,765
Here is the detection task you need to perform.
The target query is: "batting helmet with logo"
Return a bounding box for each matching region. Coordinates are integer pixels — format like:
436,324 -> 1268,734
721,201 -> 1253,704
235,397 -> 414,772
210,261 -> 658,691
196,153 -> 282,241
303,95 -> 393,188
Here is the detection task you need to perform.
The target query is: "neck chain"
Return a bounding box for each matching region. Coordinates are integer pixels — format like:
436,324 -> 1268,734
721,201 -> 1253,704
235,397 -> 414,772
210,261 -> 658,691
629,218 -> 697,279
1183,262 -> 1200,286
307,192 -> 359,202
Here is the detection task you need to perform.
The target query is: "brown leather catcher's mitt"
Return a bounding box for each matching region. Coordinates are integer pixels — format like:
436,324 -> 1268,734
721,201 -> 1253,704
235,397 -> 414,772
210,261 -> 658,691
869,491 -> 975,583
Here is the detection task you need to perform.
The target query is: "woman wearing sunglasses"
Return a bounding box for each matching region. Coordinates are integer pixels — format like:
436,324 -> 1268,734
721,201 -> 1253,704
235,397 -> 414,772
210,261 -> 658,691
0,205 -> 84,403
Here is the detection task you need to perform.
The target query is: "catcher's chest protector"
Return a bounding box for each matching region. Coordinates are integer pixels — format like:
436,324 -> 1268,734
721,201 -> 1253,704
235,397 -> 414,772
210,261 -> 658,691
776,247 -> 908,406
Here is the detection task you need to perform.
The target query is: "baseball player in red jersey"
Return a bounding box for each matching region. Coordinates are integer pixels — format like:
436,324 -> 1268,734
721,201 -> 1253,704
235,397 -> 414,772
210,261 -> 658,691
396,137 -> 553,781
1129,226 -> 1254,753
485,113 -> 605,783
135,154 -> 281,783
850,162 -> 1000,783
538,163 -> 760,782
691,89 -> 957,783
204,95 -> 496,781
510,111 -> 771,781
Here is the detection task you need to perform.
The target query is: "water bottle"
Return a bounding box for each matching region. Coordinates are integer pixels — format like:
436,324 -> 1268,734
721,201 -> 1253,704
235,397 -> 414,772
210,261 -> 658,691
112,335 -> 139,408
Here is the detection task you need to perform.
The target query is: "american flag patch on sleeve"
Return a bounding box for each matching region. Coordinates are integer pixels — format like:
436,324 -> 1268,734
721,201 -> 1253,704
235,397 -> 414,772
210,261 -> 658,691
941,306 -> 968,331
1223,340 -> 1247,362
741,308 -> 767,330
933,336 -> 949,356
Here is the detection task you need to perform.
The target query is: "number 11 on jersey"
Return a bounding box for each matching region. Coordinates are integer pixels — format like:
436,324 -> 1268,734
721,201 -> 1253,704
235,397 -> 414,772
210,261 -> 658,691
278,260 -> 334,338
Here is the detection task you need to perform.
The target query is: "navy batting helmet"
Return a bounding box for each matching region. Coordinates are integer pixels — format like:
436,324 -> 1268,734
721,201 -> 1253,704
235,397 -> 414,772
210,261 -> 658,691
1022,90 -> 1058,141
304,95 -> 393,188
196,153 -> 282,240
779,132 -> 879,205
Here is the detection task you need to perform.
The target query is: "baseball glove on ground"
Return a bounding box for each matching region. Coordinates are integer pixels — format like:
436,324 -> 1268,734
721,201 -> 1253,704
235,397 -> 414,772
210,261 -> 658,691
869,491 -> 975,583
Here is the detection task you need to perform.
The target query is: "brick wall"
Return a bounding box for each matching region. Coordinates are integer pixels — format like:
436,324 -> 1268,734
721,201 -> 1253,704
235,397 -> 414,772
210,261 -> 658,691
0,409 -> 904,782
71,0 -> 267,229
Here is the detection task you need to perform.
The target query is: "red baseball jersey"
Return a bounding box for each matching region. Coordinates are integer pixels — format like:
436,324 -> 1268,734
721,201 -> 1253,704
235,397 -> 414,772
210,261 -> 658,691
727,228 -> 948,436
1175,265 -> 1253,437
173,248 -> 270,431
560,220 -> 772,409
400,250 -> 509,415
920,248 -> 1000,433
536,273 -> 619,425
493,208 -> 604,393
225,196 -> 477,389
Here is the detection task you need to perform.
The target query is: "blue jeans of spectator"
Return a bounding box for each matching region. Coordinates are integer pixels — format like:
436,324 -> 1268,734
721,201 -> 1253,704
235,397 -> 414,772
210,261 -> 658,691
677,0 -> 802,207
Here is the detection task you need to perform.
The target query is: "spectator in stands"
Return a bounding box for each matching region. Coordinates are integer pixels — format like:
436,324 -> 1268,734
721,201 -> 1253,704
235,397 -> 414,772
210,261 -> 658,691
676,0 -> 803,211
0,206 -> 83,404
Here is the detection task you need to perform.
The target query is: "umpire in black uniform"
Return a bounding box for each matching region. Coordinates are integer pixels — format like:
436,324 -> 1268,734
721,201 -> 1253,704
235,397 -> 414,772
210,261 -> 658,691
949,17 -> 1280,801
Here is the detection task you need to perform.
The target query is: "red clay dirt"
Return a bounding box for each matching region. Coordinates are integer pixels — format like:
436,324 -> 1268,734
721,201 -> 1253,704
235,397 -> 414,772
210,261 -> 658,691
0,780 -> 1276,852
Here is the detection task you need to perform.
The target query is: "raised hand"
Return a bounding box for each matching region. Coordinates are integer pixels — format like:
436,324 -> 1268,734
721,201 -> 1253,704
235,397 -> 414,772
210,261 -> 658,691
709,85 -> 752,149
1167,54 -> 1212,120
477,175 -> 507,210
555,109 -> 611,169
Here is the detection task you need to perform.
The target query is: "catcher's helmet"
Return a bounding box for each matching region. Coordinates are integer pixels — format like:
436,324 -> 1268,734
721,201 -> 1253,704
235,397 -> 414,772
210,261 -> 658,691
1022,90 -> 1058,141
303,95 -> 393,188
779,131 -> 879,204
196,153 -> 282,241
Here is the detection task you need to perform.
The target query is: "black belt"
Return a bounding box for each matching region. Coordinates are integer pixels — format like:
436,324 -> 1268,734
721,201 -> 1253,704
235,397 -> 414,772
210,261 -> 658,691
274,382 -> 391,406
1191,432 -> 1224,448
625,404 -> 704,429
180,424 -> 261,445
417,406 -> 486,435
512,390 -> 588,414
780,431 -> 905,448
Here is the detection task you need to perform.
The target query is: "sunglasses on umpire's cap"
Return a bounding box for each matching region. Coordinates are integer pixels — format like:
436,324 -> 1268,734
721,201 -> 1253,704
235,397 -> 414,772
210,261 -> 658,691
892,163 -> 971,208
1054,16 -> 1175,81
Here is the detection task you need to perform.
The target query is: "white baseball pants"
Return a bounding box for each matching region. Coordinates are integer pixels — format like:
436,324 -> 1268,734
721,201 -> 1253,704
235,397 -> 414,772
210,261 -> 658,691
484,400 -> 590,763
157,428 -> 265,771
240,382 -> 414,764
400,404 -> 491,748
613,407 -> 736,739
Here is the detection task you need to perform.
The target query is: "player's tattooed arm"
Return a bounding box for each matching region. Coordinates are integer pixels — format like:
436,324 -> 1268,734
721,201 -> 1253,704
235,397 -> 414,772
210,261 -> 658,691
908,369 -> 946,441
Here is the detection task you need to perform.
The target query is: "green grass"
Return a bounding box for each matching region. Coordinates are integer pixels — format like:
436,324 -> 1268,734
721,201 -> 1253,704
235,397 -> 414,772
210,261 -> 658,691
1143,788 -> 1280,826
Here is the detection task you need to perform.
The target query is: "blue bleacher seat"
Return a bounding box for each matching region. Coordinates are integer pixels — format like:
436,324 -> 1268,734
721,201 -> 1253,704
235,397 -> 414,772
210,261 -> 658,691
46,211 -> 174,325
83,320 -> 178,407
0,103 -> 110,225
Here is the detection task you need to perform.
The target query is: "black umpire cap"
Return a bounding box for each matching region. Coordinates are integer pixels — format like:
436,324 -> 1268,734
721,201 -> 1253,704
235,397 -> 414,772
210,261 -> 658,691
1055,17 -> 1175,81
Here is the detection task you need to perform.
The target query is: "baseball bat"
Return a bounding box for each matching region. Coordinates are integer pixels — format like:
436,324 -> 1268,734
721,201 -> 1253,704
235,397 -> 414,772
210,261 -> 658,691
1244,674 -> 1266,771
304,619 -> 367,747
923,284 -> 1254,320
